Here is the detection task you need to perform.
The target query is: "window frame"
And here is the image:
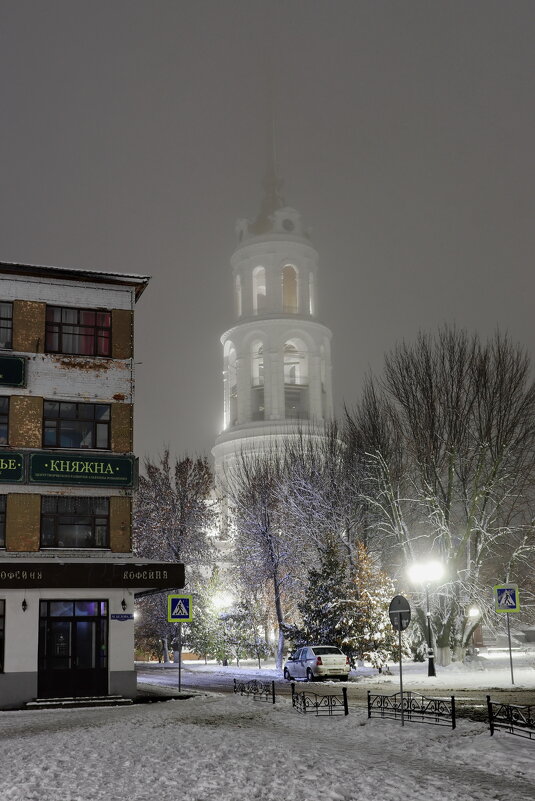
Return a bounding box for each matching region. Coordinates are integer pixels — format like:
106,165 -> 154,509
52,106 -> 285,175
0,599 -> 4,672
0,397 -> 8,446
40,496 -> 110,550
42,400 -> 111,450
0,495 -> 5,548
45,305 -> 112,357
0,302 -> 13,350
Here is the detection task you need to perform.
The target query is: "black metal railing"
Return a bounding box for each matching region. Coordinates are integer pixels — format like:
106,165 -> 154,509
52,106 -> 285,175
487,696 -> 535,740
367,690 -> 456,728
233,678 -> 276,704
291,683 -> 349,716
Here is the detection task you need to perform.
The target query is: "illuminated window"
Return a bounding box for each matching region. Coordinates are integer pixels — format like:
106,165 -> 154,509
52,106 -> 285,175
252,267 -> 266,314
284,339 -> 309,419
282,265 -> 298,313
251,341 -> 264,421
235,275 -> 242,317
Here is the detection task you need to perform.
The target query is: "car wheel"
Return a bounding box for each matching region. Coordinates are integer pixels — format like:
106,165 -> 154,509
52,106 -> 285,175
306,668 -> 314,682
283,668 -> 292,681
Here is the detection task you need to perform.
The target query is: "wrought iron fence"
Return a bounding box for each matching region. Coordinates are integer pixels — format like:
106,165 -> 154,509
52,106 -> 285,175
367,690 -> 456,728
291,683 -> 349,716
233,678 -> 276,704
487,696 -> 535,739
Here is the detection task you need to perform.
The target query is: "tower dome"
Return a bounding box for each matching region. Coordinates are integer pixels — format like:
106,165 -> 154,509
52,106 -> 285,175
213,172 -> 334,484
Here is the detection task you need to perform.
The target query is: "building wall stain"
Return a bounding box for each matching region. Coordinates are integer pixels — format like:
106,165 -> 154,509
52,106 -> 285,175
12,300 -> 46,353
110,496 -> 132,552
9,396 -> 43,448
6,494 -> 41,551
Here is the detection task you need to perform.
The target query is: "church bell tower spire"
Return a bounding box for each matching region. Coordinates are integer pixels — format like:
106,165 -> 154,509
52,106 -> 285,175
213,159 -> 334,482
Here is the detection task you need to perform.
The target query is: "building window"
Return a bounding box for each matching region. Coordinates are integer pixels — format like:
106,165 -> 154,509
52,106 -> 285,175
235,275 -> 242,317
0,599 -> 4,672
45,306 -> 111,357
0,397 -> 8,445
41,496 -> 109,549
309,273 -> 315,315
282,265 -> 298,313
0,496 -> 5,548
252,267 -> 266,314
0,303 -> 13,349
43,401 -> 110,449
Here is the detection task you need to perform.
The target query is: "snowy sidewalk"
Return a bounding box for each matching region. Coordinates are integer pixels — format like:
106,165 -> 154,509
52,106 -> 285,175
1,687 -> 534,800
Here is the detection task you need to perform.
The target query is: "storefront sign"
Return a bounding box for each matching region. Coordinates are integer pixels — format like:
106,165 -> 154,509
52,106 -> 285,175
0,561 -> 185,590
0,356 -> 26,387
29,452 -> 134,487
0,451 -> 24,483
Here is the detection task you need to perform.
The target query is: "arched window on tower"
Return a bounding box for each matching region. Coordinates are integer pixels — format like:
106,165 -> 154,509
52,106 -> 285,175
282,265 -> 298,314
283,339 -> 309,419
235,275 -> 242,318
253,266 -> 266,315
225,345 -> 238,428
320,344 -> 327,419
309,272 -> 315,315
251,340 -> 264,421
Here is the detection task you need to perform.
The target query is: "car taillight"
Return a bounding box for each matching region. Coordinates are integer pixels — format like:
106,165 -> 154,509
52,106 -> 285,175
316,656 -> 323,666
346,656 -> 350,665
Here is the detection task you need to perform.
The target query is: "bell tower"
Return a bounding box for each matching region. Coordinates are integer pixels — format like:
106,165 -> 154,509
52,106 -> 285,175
212,163 -> 334,483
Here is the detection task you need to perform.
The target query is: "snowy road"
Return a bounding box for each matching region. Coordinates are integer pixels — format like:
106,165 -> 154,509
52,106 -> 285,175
136,658 -> 535,707
0,690 -> 534,801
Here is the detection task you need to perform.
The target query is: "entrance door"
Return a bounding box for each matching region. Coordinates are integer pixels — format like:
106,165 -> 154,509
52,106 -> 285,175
38,600 -> 108,698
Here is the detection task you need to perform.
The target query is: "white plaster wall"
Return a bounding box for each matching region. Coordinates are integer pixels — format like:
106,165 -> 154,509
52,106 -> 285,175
2,587 -> 135,673
0,275 -> 134,310
231,237 -> 319,320
6,353 -> 133,402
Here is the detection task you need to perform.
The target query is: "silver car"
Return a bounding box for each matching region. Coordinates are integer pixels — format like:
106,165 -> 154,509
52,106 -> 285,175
283,645 -> 350,682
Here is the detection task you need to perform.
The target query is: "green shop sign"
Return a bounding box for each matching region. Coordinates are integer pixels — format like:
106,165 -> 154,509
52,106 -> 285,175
0,356 -> 26,387
29,452 -> 134,487
0,451 -> 24,483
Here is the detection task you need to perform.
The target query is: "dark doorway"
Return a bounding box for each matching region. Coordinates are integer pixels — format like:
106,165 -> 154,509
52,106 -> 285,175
38,599 -> 108,698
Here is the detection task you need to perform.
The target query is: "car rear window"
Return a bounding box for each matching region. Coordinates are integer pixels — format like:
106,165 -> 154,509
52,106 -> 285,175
311,646 -> 343,656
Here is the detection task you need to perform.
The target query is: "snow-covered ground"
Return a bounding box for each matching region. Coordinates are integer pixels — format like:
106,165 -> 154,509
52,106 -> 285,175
1,652 -> 534,801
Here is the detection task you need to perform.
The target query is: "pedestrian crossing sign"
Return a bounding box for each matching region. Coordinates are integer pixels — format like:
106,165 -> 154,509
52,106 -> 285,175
167,594 -> 192,622
494,584 -> 520,613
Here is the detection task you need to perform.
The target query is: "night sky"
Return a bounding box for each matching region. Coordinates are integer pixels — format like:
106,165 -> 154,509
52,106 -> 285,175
1,1 -> 534,462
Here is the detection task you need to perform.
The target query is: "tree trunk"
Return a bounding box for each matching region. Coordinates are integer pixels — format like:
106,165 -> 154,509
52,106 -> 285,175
436,646 -> 451,666
162,636 -> 169,663
276,627 -> 285,670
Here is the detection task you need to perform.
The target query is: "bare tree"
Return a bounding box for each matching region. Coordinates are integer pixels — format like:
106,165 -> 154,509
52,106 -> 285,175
134,450 -> 215,567
223,448 -> 309,668
133,451 -> 216,647
350,327 -> 535,662
279,423 -> 371,570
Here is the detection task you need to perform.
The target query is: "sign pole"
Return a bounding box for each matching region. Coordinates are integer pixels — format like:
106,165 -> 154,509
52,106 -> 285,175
178,622 -> 182,693
388,595 -> 411,727
506,613 -> 514,686
398,613 -> 404,727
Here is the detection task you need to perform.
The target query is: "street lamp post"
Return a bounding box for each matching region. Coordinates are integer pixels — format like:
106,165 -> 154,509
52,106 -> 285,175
423,583 -> 435,677
408,560 -> 444,678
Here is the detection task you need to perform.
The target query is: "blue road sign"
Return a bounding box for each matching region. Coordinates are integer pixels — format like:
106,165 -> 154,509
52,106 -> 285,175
494,584 -> 520,613
168,594 -> 192,622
